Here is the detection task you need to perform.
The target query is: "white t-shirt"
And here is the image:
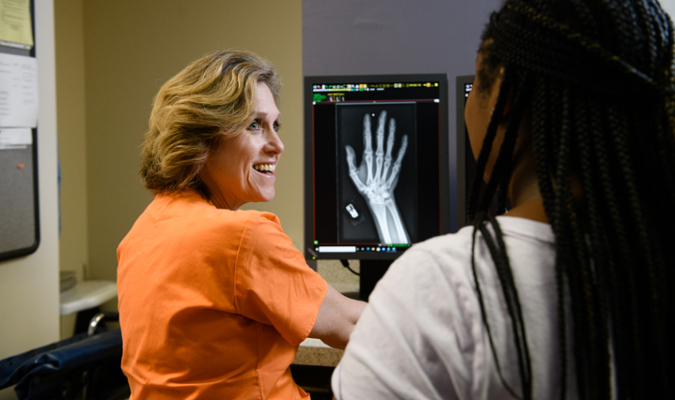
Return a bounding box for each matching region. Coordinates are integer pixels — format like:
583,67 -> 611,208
332,216 -> 576,400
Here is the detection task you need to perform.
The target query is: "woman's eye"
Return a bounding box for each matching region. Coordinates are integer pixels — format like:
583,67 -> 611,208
249,119 -> 280,132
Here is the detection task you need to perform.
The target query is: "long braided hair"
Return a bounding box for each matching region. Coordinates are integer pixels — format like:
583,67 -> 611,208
468,0 -> 675,399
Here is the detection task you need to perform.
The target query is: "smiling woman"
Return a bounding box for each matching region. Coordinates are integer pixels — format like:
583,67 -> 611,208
117,50 -> 366,400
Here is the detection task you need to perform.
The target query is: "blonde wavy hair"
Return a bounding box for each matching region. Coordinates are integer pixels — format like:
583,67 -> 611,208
140,50 -> 280,198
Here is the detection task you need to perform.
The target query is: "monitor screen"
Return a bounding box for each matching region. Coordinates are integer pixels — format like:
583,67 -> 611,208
304,74 -> 450,262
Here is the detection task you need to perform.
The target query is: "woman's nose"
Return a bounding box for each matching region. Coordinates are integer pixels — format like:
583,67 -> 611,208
267,129 -> 284,155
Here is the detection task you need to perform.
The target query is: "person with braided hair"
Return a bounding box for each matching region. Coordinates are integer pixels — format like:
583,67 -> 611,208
332,0 -> 674,399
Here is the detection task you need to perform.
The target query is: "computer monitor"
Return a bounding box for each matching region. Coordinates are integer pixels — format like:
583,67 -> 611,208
304,74 -> 450,300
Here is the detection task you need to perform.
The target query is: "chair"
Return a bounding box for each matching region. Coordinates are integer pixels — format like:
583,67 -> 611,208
0,313 -> 129,400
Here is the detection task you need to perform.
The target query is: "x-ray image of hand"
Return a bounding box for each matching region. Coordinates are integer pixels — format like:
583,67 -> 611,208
345,111 -> 410,244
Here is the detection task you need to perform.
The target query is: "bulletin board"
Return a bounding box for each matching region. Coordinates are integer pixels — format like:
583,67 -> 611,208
0,0 -> 40,262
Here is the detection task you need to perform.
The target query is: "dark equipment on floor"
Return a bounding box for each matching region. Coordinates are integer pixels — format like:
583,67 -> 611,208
0,313 -> 129,400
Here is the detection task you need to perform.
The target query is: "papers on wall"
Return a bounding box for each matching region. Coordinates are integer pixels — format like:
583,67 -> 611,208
0,127 -> 31,149
0,52 -> 38,128
0,0 -> 34,49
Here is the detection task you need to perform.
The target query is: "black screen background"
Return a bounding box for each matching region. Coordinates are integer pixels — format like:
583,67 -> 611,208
312,100 -> 441,246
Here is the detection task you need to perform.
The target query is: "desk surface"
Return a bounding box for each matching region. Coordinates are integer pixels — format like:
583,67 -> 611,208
59,280 -> 117,316
294,338 -> 344,367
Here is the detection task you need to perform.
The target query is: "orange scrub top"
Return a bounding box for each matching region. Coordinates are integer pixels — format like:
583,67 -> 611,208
117,190 -> 328,400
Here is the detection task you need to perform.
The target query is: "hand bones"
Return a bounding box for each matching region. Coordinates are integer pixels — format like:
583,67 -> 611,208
345,111 -> 408,204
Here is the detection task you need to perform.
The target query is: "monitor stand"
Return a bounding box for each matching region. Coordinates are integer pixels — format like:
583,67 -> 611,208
359,259 -> 393,302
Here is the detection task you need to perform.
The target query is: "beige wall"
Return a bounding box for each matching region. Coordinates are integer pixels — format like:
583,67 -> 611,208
54,0 -> 88,338
55,0 -> 304,284
55,0 -> 88,281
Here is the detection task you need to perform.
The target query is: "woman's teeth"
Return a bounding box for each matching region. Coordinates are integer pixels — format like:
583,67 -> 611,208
253,164 -> 276,173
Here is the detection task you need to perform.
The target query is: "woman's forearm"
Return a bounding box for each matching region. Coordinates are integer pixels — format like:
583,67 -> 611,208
309,284 -> 367,349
